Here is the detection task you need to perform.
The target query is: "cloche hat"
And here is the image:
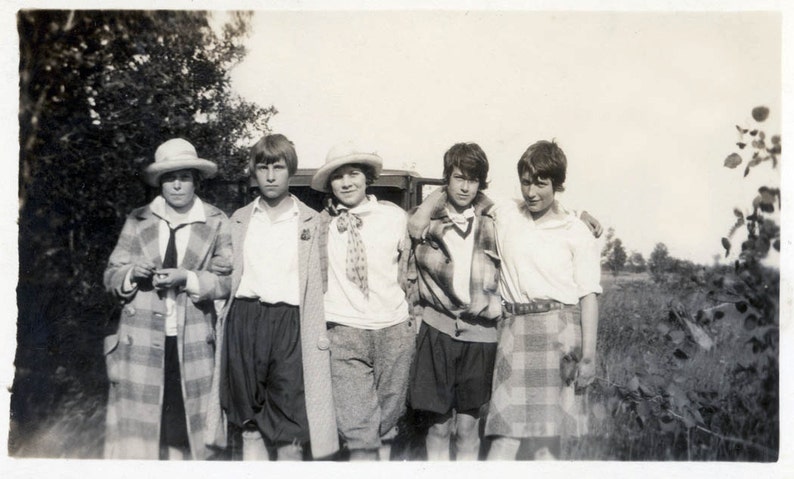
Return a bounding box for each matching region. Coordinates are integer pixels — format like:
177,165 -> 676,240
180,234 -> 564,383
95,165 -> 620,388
143,138 -> 218,187
310,141 -> 383,192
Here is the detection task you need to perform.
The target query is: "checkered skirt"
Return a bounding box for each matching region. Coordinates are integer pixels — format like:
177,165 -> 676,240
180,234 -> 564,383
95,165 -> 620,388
484,305 -> 588,438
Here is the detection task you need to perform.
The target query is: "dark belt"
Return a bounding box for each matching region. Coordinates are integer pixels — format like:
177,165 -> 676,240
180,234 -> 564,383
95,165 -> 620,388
502,300 -> 566,315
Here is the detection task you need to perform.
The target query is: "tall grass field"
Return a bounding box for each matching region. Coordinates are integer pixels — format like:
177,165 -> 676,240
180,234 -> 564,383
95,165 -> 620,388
9,266 -> 778,461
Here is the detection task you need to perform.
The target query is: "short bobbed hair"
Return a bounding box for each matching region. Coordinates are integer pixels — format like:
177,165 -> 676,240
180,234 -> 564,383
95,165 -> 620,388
325,163 -> 378,192
248,134 -> 298,176
442,142 -> 489,190
516,140 -> 567,192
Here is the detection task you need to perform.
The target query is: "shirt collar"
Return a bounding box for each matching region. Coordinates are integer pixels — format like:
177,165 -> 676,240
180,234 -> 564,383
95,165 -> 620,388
444,205 -> 475,220
337,195 -> 377,215
518,199 -> 574,229
150,195 -> 206,226
430,189 -> 493,221
252,194 -> 300,223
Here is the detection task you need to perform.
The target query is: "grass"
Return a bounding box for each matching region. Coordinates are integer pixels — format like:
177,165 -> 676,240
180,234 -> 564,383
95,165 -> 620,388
566,271 -> 778,461
9,270 -> 779,461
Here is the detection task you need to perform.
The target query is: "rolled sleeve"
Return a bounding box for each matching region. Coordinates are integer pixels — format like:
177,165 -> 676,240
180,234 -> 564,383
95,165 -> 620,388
573,233 -> 603,298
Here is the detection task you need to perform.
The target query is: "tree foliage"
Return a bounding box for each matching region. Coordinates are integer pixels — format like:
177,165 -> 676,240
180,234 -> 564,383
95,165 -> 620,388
718,105 -> 779,350
720,108 -> 781,263
601,228 -> 628,276
648,242 -> 672,283
14,11 -> 275,455
628,251 -> 646,273
18,10 -> 275,291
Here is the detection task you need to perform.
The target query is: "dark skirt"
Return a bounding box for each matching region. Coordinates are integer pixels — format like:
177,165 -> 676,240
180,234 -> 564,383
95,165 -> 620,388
409,322 -> 497,415
221,299 -> 309,446
160,335 -> 190,458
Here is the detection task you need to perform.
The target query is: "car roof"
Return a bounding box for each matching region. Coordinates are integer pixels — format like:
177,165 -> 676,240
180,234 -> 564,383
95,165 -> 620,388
252,168 -> 427,189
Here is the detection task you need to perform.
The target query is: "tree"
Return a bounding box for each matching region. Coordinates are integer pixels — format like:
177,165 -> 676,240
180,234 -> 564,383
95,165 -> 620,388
648,242 -> 671,283
606,239 -> 627,276
628,251 -> 646,273
14,10 -> 276,456
18,10 -> 275,293
601,227 -> 628,275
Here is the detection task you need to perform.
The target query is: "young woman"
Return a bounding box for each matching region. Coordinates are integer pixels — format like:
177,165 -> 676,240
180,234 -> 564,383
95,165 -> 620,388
103,138 -> 232,459
219,134 -> 338,461
311,142 -> 415,461
407,143 -> 502,460
485,140 -> 601,460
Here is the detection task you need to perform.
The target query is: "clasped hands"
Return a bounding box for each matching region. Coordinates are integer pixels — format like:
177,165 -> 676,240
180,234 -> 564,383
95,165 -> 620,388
130,261 -> 188,290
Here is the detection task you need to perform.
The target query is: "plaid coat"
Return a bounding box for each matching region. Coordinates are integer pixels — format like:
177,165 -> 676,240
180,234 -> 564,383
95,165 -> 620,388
407,190 -> 502,342
211,196 -> 339,459
103,198 -> 232,459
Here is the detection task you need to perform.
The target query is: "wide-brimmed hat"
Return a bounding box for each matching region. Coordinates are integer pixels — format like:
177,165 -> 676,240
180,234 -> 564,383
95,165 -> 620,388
310,141 -> 383,192
143,138 -> 218,186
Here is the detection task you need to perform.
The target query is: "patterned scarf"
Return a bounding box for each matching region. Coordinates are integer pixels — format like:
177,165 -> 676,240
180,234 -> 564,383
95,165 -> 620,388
336,209 -> 368,298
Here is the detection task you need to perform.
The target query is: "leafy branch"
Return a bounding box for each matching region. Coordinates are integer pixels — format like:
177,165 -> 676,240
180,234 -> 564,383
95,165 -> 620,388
595,376 -> 776,457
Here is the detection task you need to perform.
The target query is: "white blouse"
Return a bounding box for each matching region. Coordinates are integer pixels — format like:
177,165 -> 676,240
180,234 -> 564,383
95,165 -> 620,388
324,196 -> 410,330
494,199 -> 602,305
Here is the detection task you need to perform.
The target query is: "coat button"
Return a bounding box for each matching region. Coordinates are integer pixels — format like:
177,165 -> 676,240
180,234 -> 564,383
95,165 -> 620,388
317,336 -> 330,350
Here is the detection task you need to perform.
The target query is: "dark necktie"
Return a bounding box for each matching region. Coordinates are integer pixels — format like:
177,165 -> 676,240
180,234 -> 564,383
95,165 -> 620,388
162,223 -> 188,269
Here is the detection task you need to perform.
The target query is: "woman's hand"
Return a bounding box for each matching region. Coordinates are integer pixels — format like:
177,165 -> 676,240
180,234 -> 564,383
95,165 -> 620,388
130,261 -> 156,282
575,358 -> 596,388
152,268 -> 188,290
579,211 -> 603,238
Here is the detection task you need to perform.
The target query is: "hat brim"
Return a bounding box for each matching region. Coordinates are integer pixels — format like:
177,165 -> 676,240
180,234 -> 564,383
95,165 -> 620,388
143,158 -> 218,187
310,153 -> 383,192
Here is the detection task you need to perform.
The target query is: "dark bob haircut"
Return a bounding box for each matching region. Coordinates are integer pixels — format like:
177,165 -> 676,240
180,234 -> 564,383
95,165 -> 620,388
516,139 -> 567,192
442,142 -> 489,190
248,134 -> 298,176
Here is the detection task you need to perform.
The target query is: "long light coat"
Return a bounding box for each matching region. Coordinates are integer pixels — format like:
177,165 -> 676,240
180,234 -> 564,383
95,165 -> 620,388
103,199 -> 232,459
213,196 -> 339,459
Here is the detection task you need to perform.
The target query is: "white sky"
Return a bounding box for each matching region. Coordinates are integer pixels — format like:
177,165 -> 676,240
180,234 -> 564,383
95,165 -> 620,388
229,10 -> 781,265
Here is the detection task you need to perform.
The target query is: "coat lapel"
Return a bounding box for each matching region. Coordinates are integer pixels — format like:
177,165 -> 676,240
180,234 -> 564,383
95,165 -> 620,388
230,202 -> 255,297
134,207 -> 164,267
295,200 -> 317,306
181,209 -> 217,271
